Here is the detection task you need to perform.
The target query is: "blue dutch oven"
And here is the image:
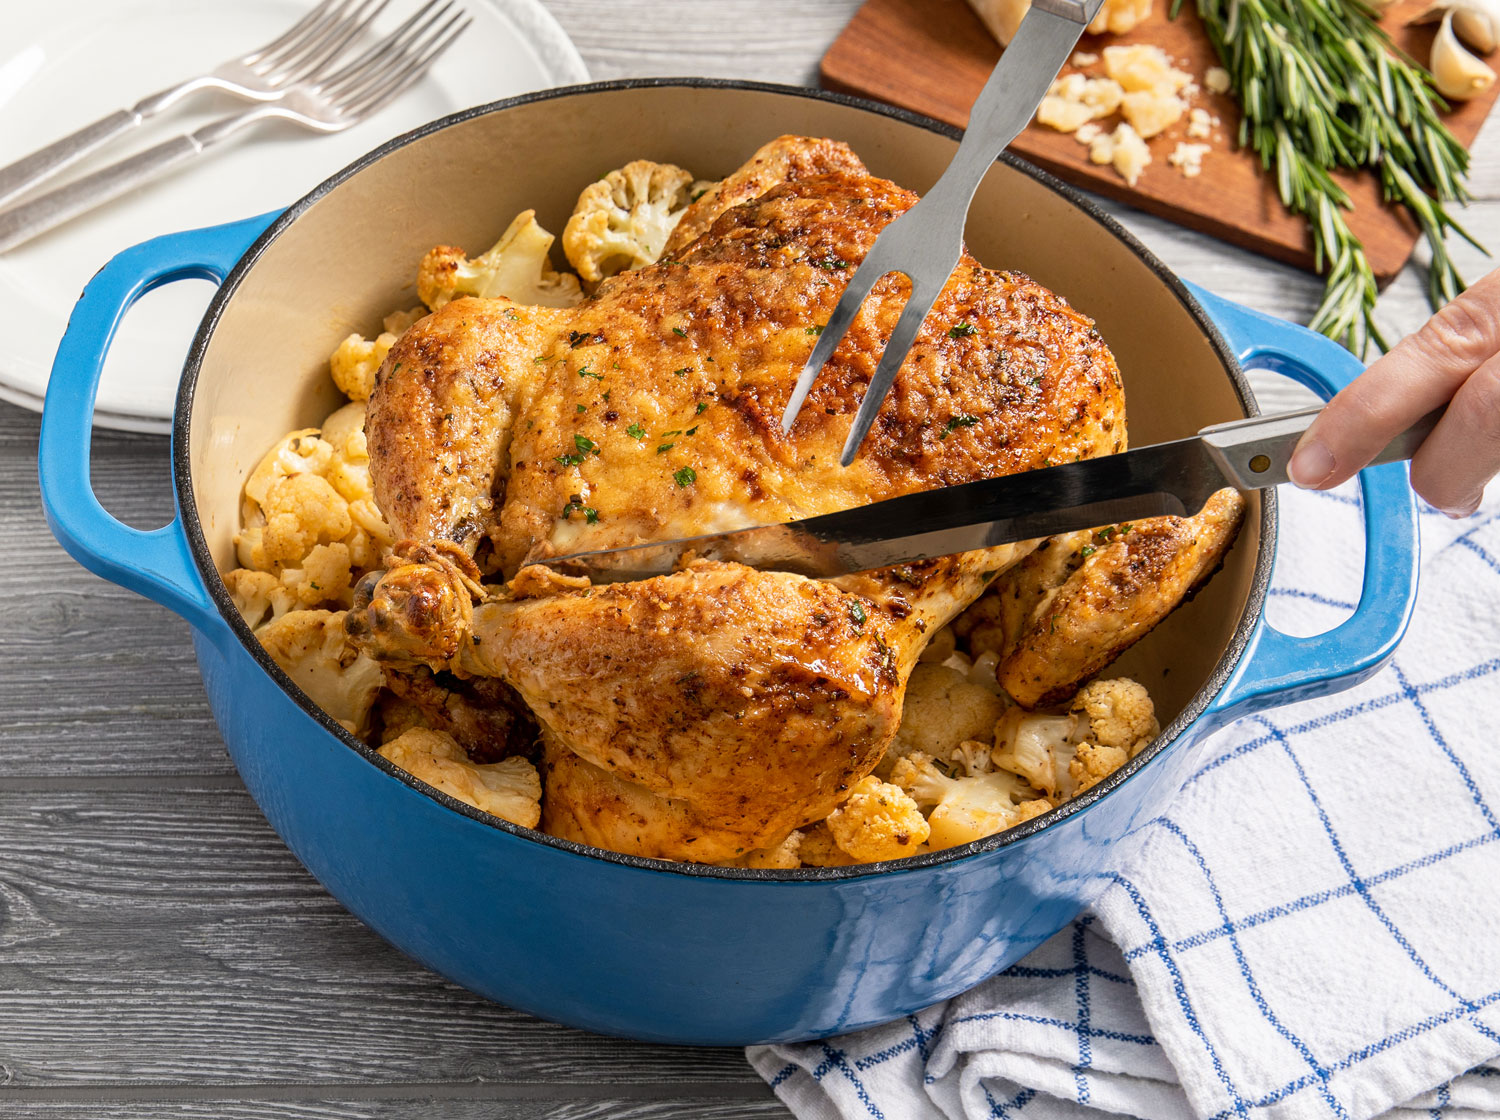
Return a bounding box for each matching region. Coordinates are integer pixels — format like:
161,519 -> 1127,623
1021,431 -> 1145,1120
36,81 -> 1417,1045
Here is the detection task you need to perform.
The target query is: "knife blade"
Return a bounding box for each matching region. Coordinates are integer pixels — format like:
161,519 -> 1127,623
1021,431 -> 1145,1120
538,406 -> 1440,581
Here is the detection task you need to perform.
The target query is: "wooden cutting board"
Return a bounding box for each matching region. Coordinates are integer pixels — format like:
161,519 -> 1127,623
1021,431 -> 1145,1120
821,0 -> 1500,284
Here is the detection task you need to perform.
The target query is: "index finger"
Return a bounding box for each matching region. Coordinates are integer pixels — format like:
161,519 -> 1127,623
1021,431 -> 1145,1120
1288,266 -> 1500,491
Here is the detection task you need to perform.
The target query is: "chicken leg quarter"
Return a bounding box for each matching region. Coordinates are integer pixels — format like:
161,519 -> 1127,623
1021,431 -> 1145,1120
347,137 -> 1128,859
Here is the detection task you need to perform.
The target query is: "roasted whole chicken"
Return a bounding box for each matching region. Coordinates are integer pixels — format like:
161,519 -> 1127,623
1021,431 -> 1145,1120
344,137 -> 1242,861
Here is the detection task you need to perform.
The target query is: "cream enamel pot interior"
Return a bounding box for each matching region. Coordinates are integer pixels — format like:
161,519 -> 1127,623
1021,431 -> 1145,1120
37,81 -> 1419,1045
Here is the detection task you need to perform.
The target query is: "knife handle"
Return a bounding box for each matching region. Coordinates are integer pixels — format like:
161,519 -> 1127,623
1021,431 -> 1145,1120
1197,406 -> 1443,491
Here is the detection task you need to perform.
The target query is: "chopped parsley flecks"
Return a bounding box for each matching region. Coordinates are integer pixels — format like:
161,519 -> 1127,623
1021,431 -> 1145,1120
848,601 -> 867,627
673,367 -> 688,377
939,415 -> 979,439
584,507 -> 599,524
696,401 -> 709,415
805,324 -> 824,336
505,308 -> 520,321
691,188 -> 708,202
576,404 -> 586,414
1080,545 -> 1096,559
948,322 -> 977,338
574,434 -> 599,455
657,443 -> 675,454
578,366 -> 603,380
672,326 -> 687,338
673,466 -> 697,488
661,429 -> 682,438
813,255 -> 849,271
626,422 -> 646,440
569,330 -> 603,349
685,426 -> 698,436
555,452 -> 584,467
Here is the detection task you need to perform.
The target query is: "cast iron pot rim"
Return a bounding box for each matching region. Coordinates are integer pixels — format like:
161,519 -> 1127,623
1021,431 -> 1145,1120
172,77 -> 1274,884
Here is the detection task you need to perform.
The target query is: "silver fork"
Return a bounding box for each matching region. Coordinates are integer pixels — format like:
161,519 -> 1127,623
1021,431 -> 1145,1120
0,1 -> 470,254
0,0 -> 390,209
781,0 -> 1106,466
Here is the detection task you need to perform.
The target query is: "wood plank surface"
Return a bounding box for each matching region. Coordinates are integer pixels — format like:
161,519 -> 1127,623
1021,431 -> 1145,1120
0,1 -> 1497,1117
821,0 -> 1500,283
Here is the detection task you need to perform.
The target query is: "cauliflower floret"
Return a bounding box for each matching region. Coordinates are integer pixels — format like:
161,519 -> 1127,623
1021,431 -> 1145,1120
329,333 -> 391,402
379,728 -> 542,829
824,776 -> 930,862
418,209 -> 583,311
891,751 -> 1041,851
1070,742 -> 1130,796
224,568 -> 278,628
881,663 -> 1009,775
797,822 -> 860,867
991,678 -> 1159,800
256,609 -> 384,735
236,407 -> 393,576
950,738 -> 996,777
562,160 -> 702,286
918,625 -> 957,663
992,708 -> 1081,797
720,831 -> 805,869
1071,678 -> 1159,756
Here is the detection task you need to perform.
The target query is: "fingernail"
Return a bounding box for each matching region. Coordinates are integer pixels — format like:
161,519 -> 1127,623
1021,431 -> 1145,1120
1287,439 -> 1335,489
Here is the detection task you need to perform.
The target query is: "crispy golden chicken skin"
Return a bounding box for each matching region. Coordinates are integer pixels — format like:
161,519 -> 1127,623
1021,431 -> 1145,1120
992,489 -> 1247,708
349,136 -> 1131,858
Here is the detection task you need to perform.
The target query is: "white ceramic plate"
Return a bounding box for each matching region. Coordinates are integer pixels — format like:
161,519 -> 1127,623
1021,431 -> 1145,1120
0,0 -> 587,432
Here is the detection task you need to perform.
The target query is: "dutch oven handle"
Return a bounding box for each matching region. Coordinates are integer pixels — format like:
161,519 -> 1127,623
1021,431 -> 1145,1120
1186,282 -> 1420,722
38,213 -> 279,633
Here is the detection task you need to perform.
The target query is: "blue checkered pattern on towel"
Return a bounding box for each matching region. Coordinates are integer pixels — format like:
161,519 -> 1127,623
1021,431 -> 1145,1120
749,479 -> 1500,1120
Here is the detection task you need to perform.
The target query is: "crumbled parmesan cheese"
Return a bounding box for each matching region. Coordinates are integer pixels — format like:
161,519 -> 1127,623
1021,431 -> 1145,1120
1089,122 -> 1152,186
1104,44 -> 1192,95
1187,107 -> 1212,139
1072,51 -> 1099,67
1075,122 -> 1104,144
1038,95 -> 1095,132
1087,0 -> 1152,35
1037,74 -> 1126,133
1121,89 -> 1184,138
1205,66 -> 1231,94
1168,142 -> 1211,178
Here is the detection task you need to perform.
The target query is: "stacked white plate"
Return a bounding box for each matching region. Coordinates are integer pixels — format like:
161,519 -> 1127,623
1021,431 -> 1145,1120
0,0 -> 588,432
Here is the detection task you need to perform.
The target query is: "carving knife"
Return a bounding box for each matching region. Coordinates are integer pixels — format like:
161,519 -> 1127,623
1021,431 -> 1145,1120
540,406 -> 1440,581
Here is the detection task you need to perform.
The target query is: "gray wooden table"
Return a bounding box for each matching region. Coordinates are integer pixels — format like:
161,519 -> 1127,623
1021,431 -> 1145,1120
3,3 -> 1496,1116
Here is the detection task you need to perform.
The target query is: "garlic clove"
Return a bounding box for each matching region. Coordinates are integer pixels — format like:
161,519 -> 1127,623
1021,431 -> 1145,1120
1432,10 -> 1496,100
1412,0 -> 1500,53
1455,5 -> 1499,53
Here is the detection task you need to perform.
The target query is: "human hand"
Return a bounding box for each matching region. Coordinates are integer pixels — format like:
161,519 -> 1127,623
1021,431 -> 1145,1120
1288,266 -> 1500,518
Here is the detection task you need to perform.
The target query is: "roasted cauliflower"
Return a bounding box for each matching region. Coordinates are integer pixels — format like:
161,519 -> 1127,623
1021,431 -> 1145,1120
418,210 -> 584,311
562,160 -> 707,287
234,403 -> 393,577
379,728 -> 542,829
891,751 -> 1050,851
824,776 -> 930,862
256,609 -> 384,735
882,662 -> 1008,774
992,677 -> 1159,799
329,308 -> 425,401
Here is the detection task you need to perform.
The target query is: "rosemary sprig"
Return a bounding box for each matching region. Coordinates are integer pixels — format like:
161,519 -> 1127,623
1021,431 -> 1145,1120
1173,0 -> 1481,354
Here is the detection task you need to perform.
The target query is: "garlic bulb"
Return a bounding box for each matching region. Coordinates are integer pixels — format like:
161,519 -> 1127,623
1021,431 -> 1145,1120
1431,9 -> 1496,99
1413,0 -> 1500,54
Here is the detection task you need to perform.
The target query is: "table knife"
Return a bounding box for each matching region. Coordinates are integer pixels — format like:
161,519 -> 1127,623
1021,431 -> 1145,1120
540,405 -> 1439,581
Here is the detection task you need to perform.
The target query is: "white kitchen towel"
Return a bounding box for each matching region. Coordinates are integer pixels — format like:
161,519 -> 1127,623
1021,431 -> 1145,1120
750,477 -> 1500,1120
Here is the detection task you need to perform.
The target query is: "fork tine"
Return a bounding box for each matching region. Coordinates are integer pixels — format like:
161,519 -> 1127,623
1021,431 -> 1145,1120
779,260 -> 884,434
838,280 -> 941,466
319,0 -> 447,92
344,14 -> 469,118
257,0 -> 356,76
278,0 -> 391,85
242,0 -> 346,67
334,4 -> 459,107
